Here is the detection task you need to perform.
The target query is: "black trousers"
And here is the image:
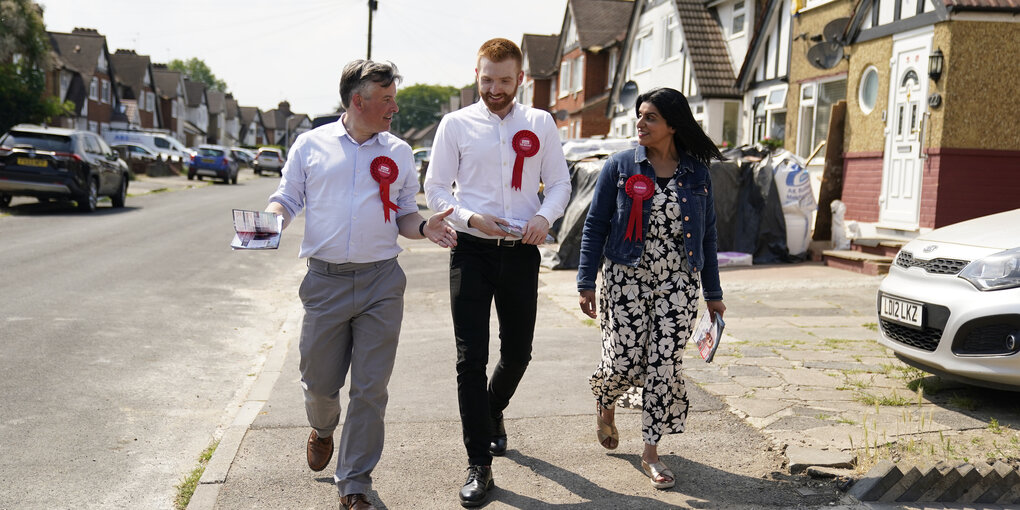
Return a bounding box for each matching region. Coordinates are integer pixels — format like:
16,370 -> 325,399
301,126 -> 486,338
450,234 -> 540,466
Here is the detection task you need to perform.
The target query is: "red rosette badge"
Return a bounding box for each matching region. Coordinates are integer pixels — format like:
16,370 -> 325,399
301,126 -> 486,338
624,174 -> 654,241
370,156 -> 400,222
510,130 -> 540,190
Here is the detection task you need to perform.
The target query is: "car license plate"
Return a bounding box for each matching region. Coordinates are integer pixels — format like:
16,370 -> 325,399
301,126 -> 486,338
201,157 -> 215,164
880,294 -> 923,328
17,157 -> 48,168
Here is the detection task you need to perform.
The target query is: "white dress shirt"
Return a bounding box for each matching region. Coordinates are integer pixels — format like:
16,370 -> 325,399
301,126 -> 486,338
424,100 -> 571,238
268,117 -> 418,263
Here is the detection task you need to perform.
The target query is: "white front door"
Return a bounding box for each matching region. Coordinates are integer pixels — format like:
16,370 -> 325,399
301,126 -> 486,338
879,29 -> 932,229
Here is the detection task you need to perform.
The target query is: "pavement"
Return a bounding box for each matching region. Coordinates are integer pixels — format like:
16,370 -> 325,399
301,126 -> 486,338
131,171 -> 1017,509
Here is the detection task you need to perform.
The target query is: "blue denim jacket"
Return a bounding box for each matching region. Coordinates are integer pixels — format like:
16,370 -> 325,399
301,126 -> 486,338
576,146 -> 723,301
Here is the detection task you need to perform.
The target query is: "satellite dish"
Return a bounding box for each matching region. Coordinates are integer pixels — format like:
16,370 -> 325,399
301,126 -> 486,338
807,42 -> 844,70
823,17 -> 849,42
554,109 -> 569,121
619,81 -> 639,109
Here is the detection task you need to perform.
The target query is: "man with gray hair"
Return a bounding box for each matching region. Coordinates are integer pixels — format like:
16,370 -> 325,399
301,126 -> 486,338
266,59 -> 456,510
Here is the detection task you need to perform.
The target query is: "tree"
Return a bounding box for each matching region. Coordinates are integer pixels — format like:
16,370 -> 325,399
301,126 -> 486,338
0,0 -> 72,133
168,57 -> 228,92
392,83 -> 458,135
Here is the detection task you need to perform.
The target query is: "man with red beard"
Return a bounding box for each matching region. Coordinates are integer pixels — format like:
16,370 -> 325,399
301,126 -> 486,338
424,38 -> 570,507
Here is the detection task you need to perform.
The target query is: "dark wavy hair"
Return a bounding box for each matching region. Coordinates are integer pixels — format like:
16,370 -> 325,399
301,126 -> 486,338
635,88 -> 724,164
339,60 -> 402,110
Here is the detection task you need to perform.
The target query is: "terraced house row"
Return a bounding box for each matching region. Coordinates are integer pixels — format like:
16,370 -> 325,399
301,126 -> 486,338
510,0 -> 1019,241
41,27 -> 312,150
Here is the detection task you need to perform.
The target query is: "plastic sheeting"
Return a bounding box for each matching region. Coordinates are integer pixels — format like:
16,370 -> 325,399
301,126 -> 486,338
543,146 -> 808,270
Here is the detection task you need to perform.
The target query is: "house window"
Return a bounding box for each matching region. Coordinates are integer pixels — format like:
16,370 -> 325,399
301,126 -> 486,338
572,56 -> 584,93
559,126 -> 569,140
88,120 -> 98,133
858,66 -> 879,114
549,81 -> 557,107
559,61 -> 571,97
101,79 -> 111,103
633,29 -> 653,71
89,77 -> 98,101
60,72 -> 71,101
664,15 -> 681,60
797,78 -> 846,160
172,100 -> 178,119
147,92 -> 155,112
765,84 -> 788,141
607,49 -> 618,89
732,1 -> 746,36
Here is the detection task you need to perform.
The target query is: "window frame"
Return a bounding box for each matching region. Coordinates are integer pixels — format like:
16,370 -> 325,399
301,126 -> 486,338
731,1 -> 746,37
858,65 -> 879,115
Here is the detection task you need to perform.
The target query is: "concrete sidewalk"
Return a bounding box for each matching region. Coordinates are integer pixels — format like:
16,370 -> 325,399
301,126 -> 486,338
187,233 -> 1016,509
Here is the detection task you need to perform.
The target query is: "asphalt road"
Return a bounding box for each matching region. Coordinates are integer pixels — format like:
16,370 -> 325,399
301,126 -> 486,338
0,176 -> 306,508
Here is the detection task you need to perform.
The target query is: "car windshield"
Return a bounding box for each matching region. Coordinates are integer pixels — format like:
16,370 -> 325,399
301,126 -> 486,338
1,131 -> 72,152
198,147 -> 225,157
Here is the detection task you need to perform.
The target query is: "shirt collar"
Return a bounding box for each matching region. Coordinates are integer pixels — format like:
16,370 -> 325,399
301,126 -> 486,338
335,113 -> 381,146
478,99 -> 519,121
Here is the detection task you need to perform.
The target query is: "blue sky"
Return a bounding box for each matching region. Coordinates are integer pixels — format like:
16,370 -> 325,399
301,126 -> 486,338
38,0 -> 567,116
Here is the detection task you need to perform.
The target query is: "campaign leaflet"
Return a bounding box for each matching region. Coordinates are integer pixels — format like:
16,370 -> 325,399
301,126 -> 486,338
496,218 -> 556,244
230,209 -> 283,250
690,311 -> 725,363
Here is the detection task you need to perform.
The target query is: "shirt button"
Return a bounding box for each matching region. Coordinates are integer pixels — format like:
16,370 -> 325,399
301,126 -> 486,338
684,216 -> 690,221
686,233 -> 692,238
688,251 -> 693,256
693,267 -> 698,272
682,198 -> 688,203
677,182 -> 683,187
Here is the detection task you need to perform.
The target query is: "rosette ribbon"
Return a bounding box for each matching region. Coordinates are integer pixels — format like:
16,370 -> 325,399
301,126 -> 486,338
370,156 -> 400,222
510,130 -> 540,190
624,174 -> 654,241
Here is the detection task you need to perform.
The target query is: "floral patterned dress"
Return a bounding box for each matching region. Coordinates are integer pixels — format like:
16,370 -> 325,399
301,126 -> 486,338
590,175 -> 701,445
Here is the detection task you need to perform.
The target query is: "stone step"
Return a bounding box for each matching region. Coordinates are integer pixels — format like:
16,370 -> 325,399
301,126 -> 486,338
851,238 -> 905,257
822,249 -> 893,276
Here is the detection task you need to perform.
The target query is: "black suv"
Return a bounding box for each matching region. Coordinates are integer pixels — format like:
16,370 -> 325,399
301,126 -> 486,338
0,125 -> 129,212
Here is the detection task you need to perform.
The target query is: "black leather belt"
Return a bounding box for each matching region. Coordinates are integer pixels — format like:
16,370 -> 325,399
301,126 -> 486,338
459,232 -> 522,248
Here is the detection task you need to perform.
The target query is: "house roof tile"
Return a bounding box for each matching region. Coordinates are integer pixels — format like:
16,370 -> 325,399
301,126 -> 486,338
571,0 -> 634,49
206,90 -> 225,115
47,30 -> 108,81
522,34 -> 560,77
944,0 -> 1020,10
152,66 -> 183,99
109,50 -> 152,100
674,0 -> 741,98
184,80 -> 206,107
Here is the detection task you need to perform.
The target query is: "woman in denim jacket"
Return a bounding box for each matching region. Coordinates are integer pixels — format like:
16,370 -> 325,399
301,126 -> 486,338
576,88 -> 726,490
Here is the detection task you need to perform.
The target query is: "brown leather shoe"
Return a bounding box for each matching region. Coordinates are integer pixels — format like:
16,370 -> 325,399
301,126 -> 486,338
340,493 -> 376,510
306,430 -> 333,472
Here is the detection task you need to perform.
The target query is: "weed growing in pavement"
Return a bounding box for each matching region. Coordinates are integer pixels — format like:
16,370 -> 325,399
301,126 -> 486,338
816,413 -> 832,421
583,319 -> 597,328
862,322 -> 878,332
854,391 -> 911,406
175,440 -> 218,509
948,394 -> 978,411
822,338 -> 861,350
837,416 -> 856,425
989,418 -> 1006,434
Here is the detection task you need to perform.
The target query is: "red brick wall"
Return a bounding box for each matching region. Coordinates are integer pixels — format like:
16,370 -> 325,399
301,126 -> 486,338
841,151 -> 883,222
532,78 -> 551,112
159,97 -> 176,133
924,148 -> 1020,228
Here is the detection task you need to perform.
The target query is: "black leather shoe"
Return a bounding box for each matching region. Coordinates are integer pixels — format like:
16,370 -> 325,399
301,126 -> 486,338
489,414 -> 507,456
459,465 -> 494,507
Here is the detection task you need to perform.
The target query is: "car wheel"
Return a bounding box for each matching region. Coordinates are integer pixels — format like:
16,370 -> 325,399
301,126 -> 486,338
111,177 -> 127,208
77,178 -> 98,212
187,170 -> 195,180
231,172 -> 238,185
0,193 -> 11,208
254,166 -> 261,176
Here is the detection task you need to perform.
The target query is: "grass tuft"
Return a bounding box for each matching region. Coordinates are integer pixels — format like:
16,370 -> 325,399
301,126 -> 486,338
174,440 -> 219,510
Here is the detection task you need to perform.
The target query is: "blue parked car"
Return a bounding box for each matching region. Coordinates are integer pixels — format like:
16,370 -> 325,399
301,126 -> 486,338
188,144 -> 238,184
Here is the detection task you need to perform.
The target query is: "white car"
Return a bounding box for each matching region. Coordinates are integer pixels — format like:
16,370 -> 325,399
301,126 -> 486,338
877,208 -> 1020,390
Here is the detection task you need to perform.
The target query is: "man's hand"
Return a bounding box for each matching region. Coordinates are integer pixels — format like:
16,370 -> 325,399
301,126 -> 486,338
579,289 -> 597,318
468,213 -> 510,237
424,208 -> 458,248
521,215 -> 550,245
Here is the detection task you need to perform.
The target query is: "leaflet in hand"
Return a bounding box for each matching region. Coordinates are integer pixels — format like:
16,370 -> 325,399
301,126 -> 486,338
496,218 -> 556,244
690,311 -> 725,363
230,209 -> 283,250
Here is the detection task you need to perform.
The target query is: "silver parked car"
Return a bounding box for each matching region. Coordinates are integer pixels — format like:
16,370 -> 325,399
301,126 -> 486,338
877,208 -> 1020,390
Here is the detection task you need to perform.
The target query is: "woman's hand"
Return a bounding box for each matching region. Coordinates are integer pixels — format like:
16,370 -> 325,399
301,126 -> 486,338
706,300 -> 726,321
579,289 -> 597,318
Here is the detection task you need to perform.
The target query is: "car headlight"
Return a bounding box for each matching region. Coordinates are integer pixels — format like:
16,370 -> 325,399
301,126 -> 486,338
959,247 -> 1020,291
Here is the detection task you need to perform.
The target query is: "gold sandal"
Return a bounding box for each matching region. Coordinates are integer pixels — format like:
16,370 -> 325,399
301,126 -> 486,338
641,460 -> 675,489
595,403 -> 618,450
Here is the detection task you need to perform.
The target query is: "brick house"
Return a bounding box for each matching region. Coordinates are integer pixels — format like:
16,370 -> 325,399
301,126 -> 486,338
206,89 -> 225,145
152,65 -> 188,143
183,79 -> 209,147
109,49 -> 161,130
519,34 -> 560,112
238,106 -> 264,146
550,0 -> 634,139
45,28 -> 124,134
